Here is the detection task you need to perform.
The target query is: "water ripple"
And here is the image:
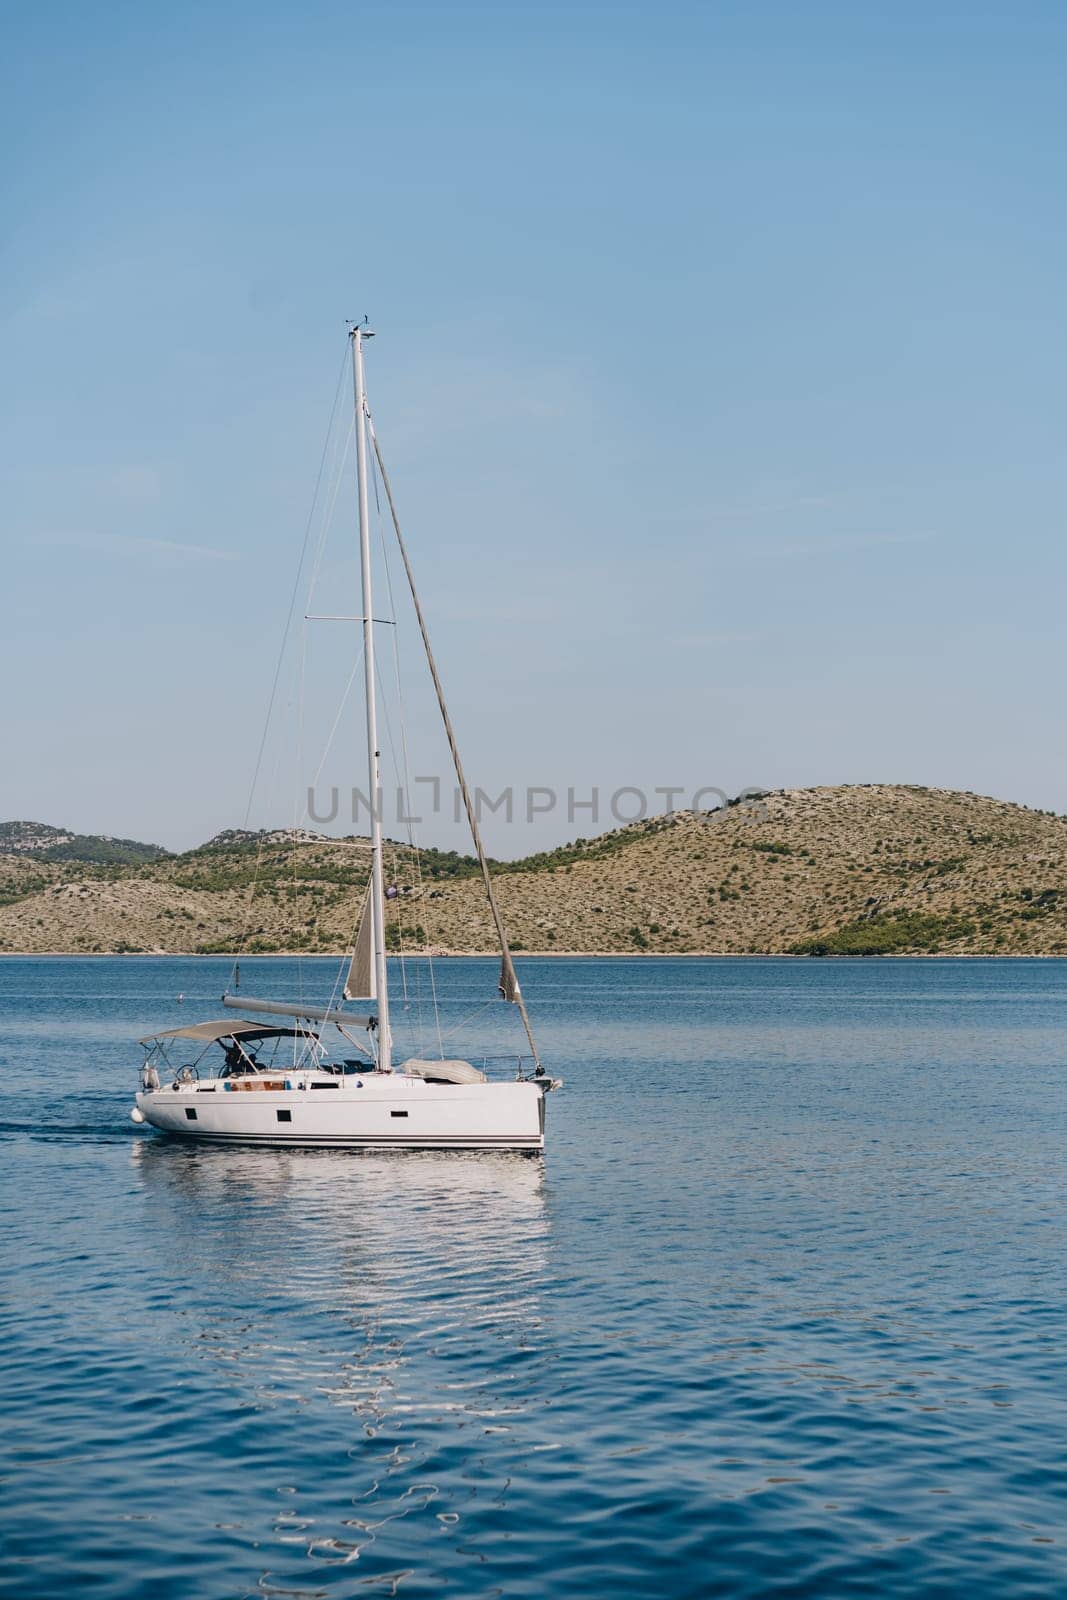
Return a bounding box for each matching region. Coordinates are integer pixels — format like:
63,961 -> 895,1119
1,956 -> 1066,1597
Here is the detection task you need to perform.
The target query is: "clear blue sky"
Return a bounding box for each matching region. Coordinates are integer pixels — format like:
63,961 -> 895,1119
3,1 -> 1066,854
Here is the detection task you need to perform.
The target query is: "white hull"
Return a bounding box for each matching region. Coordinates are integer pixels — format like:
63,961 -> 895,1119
136,1071 -> 546,1152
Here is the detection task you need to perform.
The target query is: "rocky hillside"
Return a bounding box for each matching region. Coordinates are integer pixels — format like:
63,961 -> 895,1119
0,821 -> 167,865
1,786 -> 1066,956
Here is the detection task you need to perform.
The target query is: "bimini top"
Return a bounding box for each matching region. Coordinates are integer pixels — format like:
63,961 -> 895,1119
138,1018 -> 305,1047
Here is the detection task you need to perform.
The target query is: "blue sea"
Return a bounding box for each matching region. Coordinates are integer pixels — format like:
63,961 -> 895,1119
1,956 -> 1064,1598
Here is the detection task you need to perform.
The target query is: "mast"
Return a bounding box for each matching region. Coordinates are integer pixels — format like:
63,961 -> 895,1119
350,324 -> 392,1071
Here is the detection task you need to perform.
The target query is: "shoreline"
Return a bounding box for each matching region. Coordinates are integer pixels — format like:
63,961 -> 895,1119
0,949 -> 1064,961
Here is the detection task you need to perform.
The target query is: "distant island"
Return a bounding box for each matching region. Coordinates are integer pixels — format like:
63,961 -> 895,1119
1,785 -> 1065,956
0,820 -> 168,866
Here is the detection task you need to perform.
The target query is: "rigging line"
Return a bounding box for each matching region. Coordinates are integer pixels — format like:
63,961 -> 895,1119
241,344 -> 348,834
241,413 -> 354,995
289,638 -> 367,1021
299,759 -> 372,1027
367,401 -> 411,1011
302,641 -> 366,798
372,447 -> 431,1048
374,648 -> 446,1055
371,653 -> 411,1009
228,346 -> 349,992
374,454 -> 419,854
396,854 -> 430,1057
231,635 -> 306,973
288,412 -> 355,1011
237,542 -> 338,974
297,414 -> 380,1030
230,622 -> 308,976
235,624 -> 310,972
370,446 -> 444,1060
387,840 -> 410,1012
316,871 -> 370,1040
402,838 -> 436,1058
366,408 -> 541,1069
290,408 -> 383,1037
293,416 -> 359,1011
436,995 -> 499,1052
304,418 -> 355,615
293,619 -> 310,1010
310,662 -> 379,1022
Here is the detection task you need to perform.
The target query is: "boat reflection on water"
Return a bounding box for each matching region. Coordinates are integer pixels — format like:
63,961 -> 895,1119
131,1134 -> 547,1211
129,1139 -> 552,1432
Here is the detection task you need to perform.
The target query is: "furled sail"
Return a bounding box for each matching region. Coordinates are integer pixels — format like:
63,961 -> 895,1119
344,885 -> 376,1002
498,955 -> 521,1004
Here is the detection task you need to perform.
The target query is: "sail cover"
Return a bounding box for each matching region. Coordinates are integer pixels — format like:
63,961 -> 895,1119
403,1058 -> 488,1084
344,885 -> 376,1002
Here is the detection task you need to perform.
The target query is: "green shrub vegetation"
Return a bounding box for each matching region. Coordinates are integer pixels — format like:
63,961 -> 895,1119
792,911 -> 977,957
41,836 -> 169,866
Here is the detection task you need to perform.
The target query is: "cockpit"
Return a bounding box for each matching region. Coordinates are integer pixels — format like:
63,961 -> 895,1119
138,1018 -> 374,1092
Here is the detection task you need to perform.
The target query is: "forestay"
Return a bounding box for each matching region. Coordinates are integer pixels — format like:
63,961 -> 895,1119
367,410 -> 541,1070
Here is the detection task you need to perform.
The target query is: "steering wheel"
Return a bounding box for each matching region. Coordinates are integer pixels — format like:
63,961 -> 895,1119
176,1064 -> 199,1086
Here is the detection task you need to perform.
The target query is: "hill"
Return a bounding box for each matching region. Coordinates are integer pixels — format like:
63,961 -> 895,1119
0,821 -> 168,866
0,786 -> 1066,956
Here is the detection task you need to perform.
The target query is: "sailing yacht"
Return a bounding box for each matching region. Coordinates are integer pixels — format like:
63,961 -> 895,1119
131,325 -> 560,1152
